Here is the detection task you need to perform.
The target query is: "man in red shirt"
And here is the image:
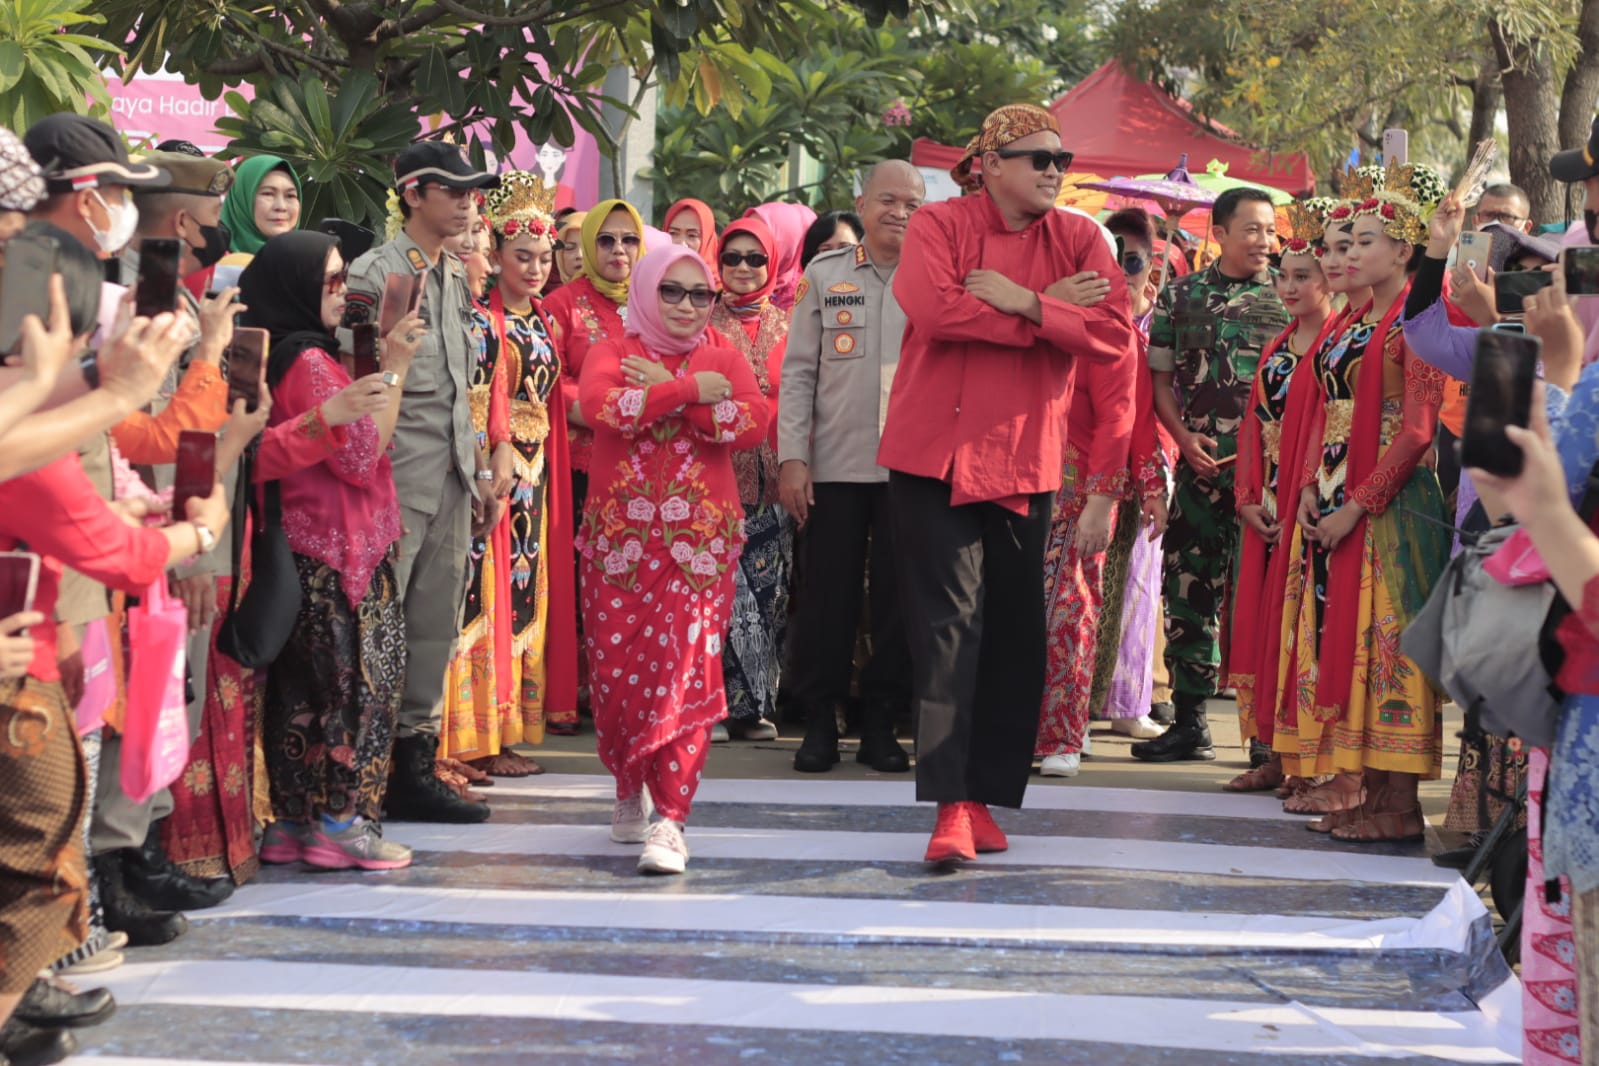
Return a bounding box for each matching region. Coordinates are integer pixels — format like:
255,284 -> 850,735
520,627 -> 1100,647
879,104 -> 1135,865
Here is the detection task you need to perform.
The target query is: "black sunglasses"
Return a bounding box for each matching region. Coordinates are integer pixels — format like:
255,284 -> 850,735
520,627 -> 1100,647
659,282 -> 717,308
1121,253 -> 1147,277
720,251 -> 770,269
595,233 -> 642,252
994,148 -> 1074,173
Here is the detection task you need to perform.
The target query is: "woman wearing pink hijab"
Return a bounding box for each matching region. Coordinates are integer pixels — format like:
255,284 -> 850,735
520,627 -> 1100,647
576,244 -> 769,875
743,201 -> 817,311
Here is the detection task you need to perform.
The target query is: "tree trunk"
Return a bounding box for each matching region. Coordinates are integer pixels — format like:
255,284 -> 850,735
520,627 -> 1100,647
1491,21 -> 1563,227
1559,0 -> 1599,149
1466,53 -> 1501,156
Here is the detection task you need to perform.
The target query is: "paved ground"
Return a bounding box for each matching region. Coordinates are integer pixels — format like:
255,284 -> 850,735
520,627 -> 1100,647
69,699 -> 1520,1065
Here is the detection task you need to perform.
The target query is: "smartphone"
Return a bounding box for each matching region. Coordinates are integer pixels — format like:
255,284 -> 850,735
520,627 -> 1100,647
1461,329 -> 1541,477
225,327 -> 269,413
351,323 -> 380,378
1456,231 -> 1493,279
0,232 -> 58,355
0,551 -> 41,624
1564,246 -> 1599,296
1494,269 -> 1553,315
1382,128 -> 1409,167
134,238 -> 182,319
377,272 -> 422,337
172,430 -> 218,525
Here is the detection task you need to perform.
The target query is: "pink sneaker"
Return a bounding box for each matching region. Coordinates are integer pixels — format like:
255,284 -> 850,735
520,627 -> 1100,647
259,820 -> 306,865
303,820 -> 413,871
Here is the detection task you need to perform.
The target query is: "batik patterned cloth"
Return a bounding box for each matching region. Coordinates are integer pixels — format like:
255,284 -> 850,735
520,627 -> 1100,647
162,576 -> 262,882
1523,748 -> 1583,1064
263,558 -> 404,823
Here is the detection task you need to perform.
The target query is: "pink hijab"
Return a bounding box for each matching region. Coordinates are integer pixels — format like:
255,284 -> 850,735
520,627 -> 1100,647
743,201 -> 817,311
624,244 -> 715,357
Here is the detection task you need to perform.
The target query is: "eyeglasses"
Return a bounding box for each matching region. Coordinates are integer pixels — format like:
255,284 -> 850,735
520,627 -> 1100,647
994,148 -> 1074,173
552,239 -> 573,252
659,282 -> 717,308
1477,211 -> 1528,226
720,251 -> 770,269
324,268 -> 349,293
595,233 -> 642,252
1121,253 -> 1147,277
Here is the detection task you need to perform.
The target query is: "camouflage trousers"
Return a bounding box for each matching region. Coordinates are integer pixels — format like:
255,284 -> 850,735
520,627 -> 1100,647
1161,464 -> 1240,699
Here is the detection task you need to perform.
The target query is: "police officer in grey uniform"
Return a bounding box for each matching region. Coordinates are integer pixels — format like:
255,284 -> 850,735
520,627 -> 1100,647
779,160 -> 924,774
340,142 -> 499,823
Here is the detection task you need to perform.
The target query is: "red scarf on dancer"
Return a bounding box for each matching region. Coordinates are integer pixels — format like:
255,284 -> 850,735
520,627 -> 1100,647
487,286 -> 579,720
1224,312 -> 1338,728
1249,290 -> 1407,731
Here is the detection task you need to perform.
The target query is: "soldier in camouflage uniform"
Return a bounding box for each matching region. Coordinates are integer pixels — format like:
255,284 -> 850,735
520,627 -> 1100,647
1134,188 -> 1289,763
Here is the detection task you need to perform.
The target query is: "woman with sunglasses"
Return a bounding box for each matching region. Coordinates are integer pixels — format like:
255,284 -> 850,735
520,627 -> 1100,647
577,244 -> 768,875
240,231 -> 427,870
1224,201 -> 1337,794
439,172 -> 579,770
543,200 -> 645,731
743,201 -> 817,311
706,217 -> 790,742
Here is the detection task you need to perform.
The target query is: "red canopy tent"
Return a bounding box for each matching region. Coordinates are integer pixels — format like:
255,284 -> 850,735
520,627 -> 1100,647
910,60 -> 1314,196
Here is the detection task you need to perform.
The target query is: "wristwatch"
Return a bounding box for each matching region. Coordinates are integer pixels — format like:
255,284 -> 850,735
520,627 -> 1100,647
78,352 -> 100,390
475,470 -> 495,482
191,520 -> 217,554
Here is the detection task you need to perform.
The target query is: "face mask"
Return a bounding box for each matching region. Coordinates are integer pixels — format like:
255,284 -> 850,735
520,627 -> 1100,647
189,220 -> 231,269
1586,210 -> 1599,246
88,189 -> 139,256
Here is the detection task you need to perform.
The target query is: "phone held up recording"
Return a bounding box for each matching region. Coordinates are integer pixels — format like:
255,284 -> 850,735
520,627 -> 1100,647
172,430 -> 218,527
1461,328 -> 1541,478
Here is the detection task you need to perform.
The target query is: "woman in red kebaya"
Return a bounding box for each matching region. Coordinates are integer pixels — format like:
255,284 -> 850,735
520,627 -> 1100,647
576,244 -> 768,876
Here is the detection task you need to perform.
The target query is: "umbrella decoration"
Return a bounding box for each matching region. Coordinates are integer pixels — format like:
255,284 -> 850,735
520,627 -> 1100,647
1080,154 -> 1218,278
1186,159 -> 1294,205
1053,172 -> 1112,215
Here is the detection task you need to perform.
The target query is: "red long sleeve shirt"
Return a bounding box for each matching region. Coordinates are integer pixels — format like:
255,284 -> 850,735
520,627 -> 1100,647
0,454 -> 171,681
878,193 -> 1136,513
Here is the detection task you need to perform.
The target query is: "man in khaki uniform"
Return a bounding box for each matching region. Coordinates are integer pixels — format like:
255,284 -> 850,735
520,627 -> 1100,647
341,142 -> 498,823
779,160 -> 925,774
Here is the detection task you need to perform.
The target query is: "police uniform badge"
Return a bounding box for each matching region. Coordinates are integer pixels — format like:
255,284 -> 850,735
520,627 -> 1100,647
795,277 -> 810,303
342,290 -> 376,328
405,247 -> 428,273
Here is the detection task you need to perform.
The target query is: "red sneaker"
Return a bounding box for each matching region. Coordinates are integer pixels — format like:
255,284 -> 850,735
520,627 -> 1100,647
924,802 -> 977,865
966,802 -> 1008,853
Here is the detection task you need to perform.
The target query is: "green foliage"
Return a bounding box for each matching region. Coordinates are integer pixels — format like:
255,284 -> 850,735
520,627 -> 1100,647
213,72 -> 420,229
0,0 -> 119,131
1102,0 -> 1582,178
646,0 -> 1107,219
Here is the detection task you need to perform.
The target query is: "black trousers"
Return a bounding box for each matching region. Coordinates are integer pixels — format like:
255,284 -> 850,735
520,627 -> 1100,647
889,472 -> 1052,809
786,481 -> 911,717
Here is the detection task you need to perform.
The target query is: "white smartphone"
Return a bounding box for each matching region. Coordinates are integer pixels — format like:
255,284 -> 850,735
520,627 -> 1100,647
1382,128 -> 1409,168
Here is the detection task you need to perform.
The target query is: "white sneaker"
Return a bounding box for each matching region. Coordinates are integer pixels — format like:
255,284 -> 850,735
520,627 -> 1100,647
637,819 -> 689,875
726,717 -> 779,741
1110,714 -> 1168,739
1041,753 -> 1081,777
1081,731 -> 1093,757
710,722 -> 730,743
611,787 -> 653,844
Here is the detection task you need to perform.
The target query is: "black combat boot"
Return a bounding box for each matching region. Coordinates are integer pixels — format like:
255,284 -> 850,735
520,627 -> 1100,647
792,703 -> 841,773
1130,694 -> 1216,762
384,734 -> 491,823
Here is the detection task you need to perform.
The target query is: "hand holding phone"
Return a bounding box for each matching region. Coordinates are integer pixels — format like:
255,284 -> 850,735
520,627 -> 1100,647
0,552 -> 42,625
172,430 -> 219,527
378,272 -> 423,337
1494,270 -> 1553,315
1461,329 -> 1541,477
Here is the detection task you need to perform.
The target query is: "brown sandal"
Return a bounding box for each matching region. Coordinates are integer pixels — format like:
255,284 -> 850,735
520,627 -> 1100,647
1223,760 -> 1283,793
1283,775 -> 1364,815
437,757 -> 495,787
1331,803 -> 1426,843
470,751 -> 544,777
1306,807 -> 1361,834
